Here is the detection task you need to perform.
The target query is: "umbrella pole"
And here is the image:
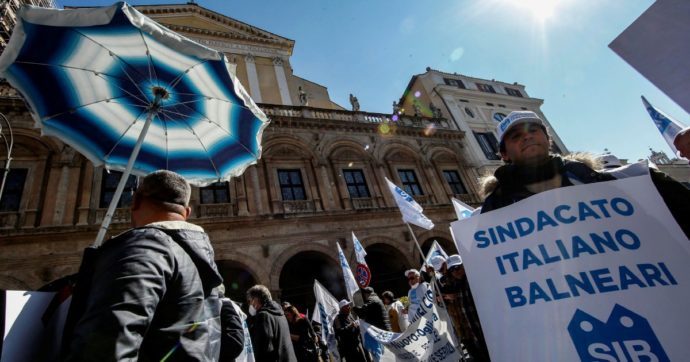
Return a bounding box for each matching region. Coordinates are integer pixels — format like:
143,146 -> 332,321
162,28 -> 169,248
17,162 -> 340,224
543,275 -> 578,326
93,105 -> 159,247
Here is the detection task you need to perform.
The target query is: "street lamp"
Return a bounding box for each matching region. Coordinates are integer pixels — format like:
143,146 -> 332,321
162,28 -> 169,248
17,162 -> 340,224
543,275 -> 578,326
0,112 -> 13,203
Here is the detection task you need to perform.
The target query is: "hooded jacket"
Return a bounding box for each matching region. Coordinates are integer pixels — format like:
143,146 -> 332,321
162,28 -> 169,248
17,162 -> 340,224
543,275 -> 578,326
62,221 -> 223,362
248,300 -> 297,362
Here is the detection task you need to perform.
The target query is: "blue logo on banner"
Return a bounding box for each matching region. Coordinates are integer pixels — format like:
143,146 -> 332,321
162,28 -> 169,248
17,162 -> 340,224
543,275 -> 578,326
567,304 -> 669,362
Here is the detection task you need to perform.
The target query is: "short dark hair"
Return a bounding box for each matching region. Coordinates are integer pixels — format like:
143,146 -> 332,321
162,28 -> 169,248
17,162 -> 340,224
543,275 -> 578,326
381,291 -> 395,301
135,170 -> 190,211
247,285 -> 272,304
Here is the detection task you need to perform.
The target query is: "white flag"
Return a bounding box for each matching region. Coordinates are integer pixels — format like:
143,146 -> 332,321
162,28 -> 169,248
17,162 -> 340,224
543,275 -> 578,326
312,280 -> 341,361
642,95 -> 687,157
451,197 -> 475,220
424,240 -> 449,266
337,242 -> 359,301
384,177 -> 434,230
352,232 -> 367,266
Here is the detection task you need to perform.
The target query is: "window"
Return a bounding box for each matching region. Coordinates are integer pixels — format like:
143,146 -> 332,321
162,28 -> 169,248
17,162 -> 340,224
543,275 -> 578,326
343,169 -> 370,198
473,132 -> 501,160
0,168 -> 27,212
464,107 -> 475,118
397,169 -> 423,196
99,170 -> 138,208
443,78 -> 466,89
443,170 -> 467,195
493,112 -> 507,122
476,83 -> 496,93
506,88 -> 523,97
486,102 -> 494,106
200,181 -> 230,204
278,169 -> 306,200
458,99 -> 469,103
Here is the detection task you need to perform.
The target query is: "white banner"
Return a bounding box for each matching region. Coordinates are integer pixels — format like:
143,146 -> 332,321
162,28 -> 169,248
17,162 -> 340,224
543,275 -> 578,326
451,174 -> 690,361
359,288 -> 460,362
336,243 -> 359,301
230,300 -> 255,362
2,290 -> 70,362
312,280 -> 341,361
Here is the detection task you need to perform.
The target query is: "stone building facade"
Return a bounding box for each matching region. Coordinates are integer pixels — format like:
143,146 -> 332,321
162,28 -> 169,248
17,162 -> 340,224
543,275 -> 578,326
0,3 -> 560,310
398,68 -> 569,177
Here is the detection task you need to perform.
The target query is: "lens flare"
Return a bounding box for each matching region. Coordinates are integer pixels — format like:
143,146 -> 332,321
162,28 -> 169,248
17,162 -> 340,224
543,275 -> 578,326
414,91 -> 421,98
423,123 -> 437,136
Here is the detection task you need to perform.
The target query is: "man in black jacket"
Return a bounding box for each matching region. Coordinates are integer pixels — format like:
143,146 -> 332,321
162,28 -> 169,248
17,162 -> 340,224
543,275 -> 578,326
62,170 -> 224,361
353,287 -> 391,331
246,285 -> 297,362
481,111 -> 690,239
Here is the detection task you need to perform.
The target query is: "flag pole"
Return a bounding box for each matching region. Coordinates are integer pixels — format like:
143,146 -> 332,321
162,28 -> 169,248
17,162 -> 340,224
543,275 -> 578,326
404,222 -> 445,304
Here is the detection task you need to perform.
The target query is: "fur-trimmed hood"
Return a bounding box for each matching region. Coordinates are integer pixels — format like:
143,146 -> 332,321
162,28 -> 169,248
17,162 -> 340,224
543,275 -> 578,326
478,153 -> 603,199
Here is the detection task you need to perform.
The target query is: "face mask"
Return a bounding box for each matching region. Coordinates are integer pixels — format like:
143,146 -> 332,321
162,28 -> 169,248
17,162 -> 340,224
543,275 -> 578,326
249,304 -> 257,316
411,282 -> 419,289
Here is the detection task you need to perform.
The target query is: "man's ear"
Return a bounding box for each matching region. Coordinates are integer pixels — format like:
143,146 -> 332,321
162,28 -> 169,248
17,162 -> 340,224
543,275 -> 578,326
500,151 -> 510,163
183,206 -> 192,220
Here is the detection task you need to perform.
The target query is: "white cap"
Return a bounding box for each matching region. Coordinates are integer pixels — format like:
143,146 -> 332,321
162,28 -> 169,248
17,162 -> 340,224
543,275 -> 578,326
429,255 -> 447,272
446,254 -> 463,268
404,269 -> 420,277
496,111 -> 545,144
338,299 -> 352,309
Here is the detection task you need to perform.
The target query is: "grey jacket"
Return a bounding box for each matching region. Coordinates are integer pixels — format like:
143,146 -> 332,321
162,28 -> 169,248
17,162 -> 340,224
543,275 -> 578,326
62,221 -> 223,361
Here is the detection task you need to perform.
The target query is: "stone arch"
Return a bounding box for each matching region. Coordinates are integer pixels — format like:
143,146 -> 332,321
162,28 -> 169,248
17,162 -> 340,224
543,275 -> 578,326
426,146 -> 462,164
364,242 -> 415,299
276,248 -> 343,312
262,135 -> 318,161
270,242 -> 339,292
357,234 -> 416,267
377,141 -> 421,163
214,250 -> 266,283
324,138 -> 372,161
216,257 -> 260,303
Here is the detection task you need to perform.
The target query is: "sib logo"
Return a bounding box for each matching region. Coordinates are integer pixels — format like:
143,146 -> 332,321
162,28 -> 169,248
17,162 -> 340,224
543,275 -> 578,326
568,304 -> 669,362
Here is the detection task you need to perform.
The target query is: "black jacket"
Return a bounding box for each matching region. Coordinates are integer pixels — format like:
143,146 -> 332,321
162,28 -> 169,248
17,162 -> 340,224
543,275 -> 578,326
62,222 -> 223,362
353,294 -> 391,331
482,156 -> 690,239
482,156 -> 614,213
220,298 -> 245,361
248,300 -> 297,362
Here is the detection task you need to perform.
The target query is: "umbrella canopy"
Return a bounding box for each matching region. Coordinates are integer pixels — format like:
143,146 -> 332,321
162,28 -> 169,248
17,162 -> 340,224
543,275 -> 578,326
0,2 -> 270,245
0,2 -> 269,186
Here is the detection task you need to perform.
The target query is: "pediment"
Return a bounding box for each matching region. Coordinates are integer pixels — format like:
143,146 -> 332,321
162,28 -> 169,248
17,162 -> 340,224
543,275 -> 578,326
137,4 -> 294,52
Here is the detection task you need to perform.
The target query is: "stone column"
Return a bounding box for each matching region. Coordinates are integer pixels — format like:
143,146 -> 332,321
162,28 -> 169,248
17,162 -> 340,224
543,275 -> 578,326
244,54 -> 262,103
76,162 -> 94,225
272,57 -> 292,106
235,177 -> 249,217
318,163 -> 337,211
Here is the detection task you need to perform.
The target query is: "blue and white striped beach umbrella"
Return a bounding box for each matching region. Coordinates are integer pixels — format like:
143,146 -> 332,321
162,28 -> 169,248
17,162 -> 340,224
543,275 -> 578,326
0,2 -> 269,186
0,2 -> 269,244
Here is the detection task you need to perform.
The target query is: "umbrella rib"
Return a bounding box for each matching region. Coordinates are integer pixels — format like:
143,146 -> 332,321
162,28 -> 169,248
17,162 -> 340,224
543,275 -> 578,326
167,60 -> 209,90
158,110 -> 220,179
134,27 -> 161,88
70,28 -> 152,103
163,101 -> 259,160
165,93 -> 260,113
102,107 -> 149,161
159,109 -> 170,170
13,60 -> 150,105
41,94 -> 136,121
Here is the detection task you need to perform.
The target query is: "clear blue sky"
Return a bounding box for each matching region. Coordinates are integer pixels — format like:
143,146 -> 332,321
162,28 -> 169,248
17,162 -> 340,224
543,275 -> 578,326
59,0 -> 688,162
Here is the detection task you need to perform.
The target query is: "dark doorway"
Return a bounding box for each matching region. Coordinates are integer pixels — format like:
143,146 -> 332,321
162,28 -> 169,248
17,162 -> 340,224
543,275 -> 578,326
279,251 -> 344,314
364,243 -> 413,300
216,260 -> 257,304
